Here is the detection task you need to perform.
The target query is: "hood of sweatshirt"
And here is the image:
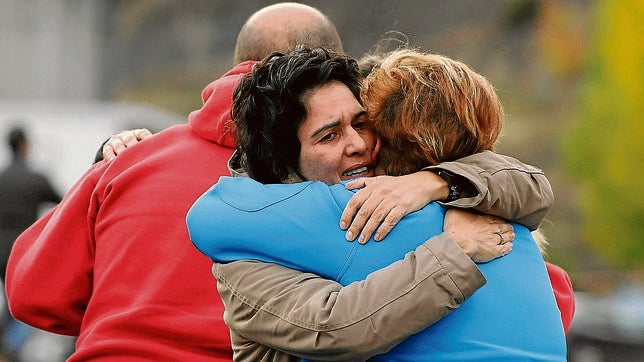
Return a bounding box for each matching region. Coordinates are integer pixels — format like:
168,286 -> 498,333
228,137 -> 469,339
187,60 -> 256,148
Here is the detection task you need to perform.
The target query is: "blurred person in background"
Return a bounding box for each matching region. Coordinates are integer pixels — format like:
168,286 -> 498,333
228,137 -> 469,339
0,125 -> 62,360
0,126 -> 61,281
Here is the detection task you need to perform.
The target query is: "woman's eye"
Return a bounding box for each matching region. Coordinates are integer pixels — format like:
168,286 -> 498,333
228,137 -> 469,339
320,132 -> 337,142
353,121 -> 370,131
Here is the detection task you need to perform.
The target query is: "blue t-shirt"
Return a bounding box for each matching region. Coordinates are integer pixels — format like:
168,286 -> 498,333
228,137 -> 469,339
187,176 -> 567,361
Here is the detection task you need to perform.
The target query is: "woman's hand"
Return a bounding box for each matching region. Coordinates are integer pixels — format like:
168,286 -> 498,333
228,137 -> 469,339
444,208 -> 514,263
102,128 -> 153,161
340,171 -> 449,244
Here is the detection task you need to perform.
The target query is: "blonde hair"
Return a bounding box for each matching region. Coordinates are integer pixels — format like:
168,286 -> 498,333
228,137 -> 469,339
532,228 -> 550,256
361,49 -> 504,176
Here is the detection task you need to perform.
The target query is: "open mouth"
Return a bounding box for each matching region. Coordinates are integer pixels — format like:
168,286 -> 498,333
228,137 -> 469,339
342,166 -> 370,178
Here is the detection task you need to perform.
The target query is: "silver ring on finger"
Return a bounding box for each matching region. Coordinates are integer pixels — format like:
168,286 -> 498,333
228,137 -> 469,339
496,232 -> 505,245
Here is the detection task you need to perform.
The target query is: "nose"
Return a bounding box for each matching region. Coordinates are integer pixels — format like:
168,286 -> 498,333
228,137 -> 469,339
345,127 -> 368,156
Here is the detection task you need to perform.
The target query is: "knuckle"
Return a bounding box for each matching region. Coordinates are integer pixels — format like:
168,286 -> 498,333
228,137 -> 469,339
363,223 -> 377,236
372,209 -> 386,222
382,217 -> 397,228
383,214 -> 400,227
345,200 -> 361,212
377,225 -> 392,236
391,208 -> 405,219
114,135 -> 126,144
353,191 -> 369,203
356,208 -> 372,220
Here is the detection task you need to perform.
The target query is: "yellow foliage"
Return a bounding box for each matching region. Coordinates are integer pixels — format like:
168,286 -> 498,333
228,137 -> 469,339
563,0 -> 644,268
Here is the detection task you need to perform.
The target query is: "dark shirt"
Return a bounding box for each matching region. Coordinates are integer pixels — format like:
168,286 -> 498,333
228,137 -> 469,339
0,156 -> 61,281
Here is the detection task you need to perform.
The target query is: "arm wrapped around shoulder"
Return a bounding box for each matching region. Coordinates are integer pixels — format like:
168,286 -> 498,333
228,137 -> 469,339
213,233 -> 485,361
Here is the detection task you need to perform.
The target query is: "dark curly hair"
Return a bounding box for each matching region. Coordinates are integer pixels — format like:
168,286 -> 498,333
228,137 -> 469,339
232,46 -> 362,184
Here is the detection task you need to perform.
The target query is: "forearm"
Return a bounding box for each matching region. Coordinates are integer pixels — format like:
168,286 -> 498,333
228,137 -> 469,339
427,150 -> 554,230
214,233 -> 485,361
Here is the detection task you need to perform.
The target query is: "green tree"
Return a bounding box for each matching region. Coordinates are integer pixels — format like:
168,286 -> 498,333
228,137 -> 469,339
563,0 -> 644,268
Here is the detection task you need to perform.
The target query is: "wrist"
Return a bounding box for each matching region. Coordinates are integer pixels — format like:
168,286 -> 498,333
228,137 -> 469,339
436,170 -> 461,202
419,171 -> 449,201
447,230 -> 476,258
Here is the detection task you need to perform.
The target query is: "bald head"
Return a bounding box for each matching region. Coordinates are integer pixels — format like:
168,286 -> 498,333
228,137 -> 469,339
233,2 -> 342,64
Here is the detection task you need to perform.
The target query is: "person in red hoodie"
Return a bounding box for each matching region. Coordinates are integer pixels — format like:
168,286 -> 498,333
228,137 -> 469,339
5,3 -> 345,361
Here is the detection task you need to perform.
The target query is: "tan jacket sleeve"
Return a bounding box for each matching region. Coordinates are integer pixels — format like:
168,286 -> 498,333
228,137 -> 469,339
214,234 -> 485,361
426,150 -> 554,230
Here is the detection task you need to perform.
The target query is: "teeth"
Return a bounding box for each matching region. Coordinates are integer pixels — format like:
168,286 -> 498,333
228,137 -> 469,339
344,166 -> 368,176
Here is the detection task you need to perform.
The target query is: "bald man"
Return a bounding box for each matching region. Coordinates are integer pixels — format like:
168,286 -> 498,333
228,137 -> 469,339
5,3 -> 345,361
233,2 -> 341,64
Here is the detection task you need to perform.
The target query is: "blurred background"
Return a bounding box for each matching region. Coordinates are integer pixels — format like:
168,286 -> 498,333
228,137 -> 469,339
0,0 -> 642,361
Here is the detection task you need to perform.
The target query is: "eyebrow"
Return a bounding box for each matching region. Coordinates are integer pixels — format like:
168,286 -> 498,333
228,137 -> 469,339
310,110 -> 367,138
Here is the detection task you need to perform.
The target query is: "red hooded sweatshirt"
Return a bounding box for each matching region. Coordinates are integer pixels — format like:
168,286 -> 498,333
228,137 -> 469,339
6,61 -> 256,361
546,262 -> 576,333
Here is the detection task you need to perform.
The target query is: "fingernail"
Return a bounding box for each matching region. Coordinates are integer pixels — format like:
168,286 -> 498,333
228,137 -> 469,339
346,231 -> 354,241
358,234 -> 366,244
340,220 -> 347,229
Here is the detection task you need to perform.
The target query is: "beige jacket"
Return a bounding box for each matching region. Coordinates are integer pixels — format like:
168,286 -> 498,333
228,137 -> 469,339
427,150 -> 553,231
216,234 -> 483,361
218,151 -> 553,361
